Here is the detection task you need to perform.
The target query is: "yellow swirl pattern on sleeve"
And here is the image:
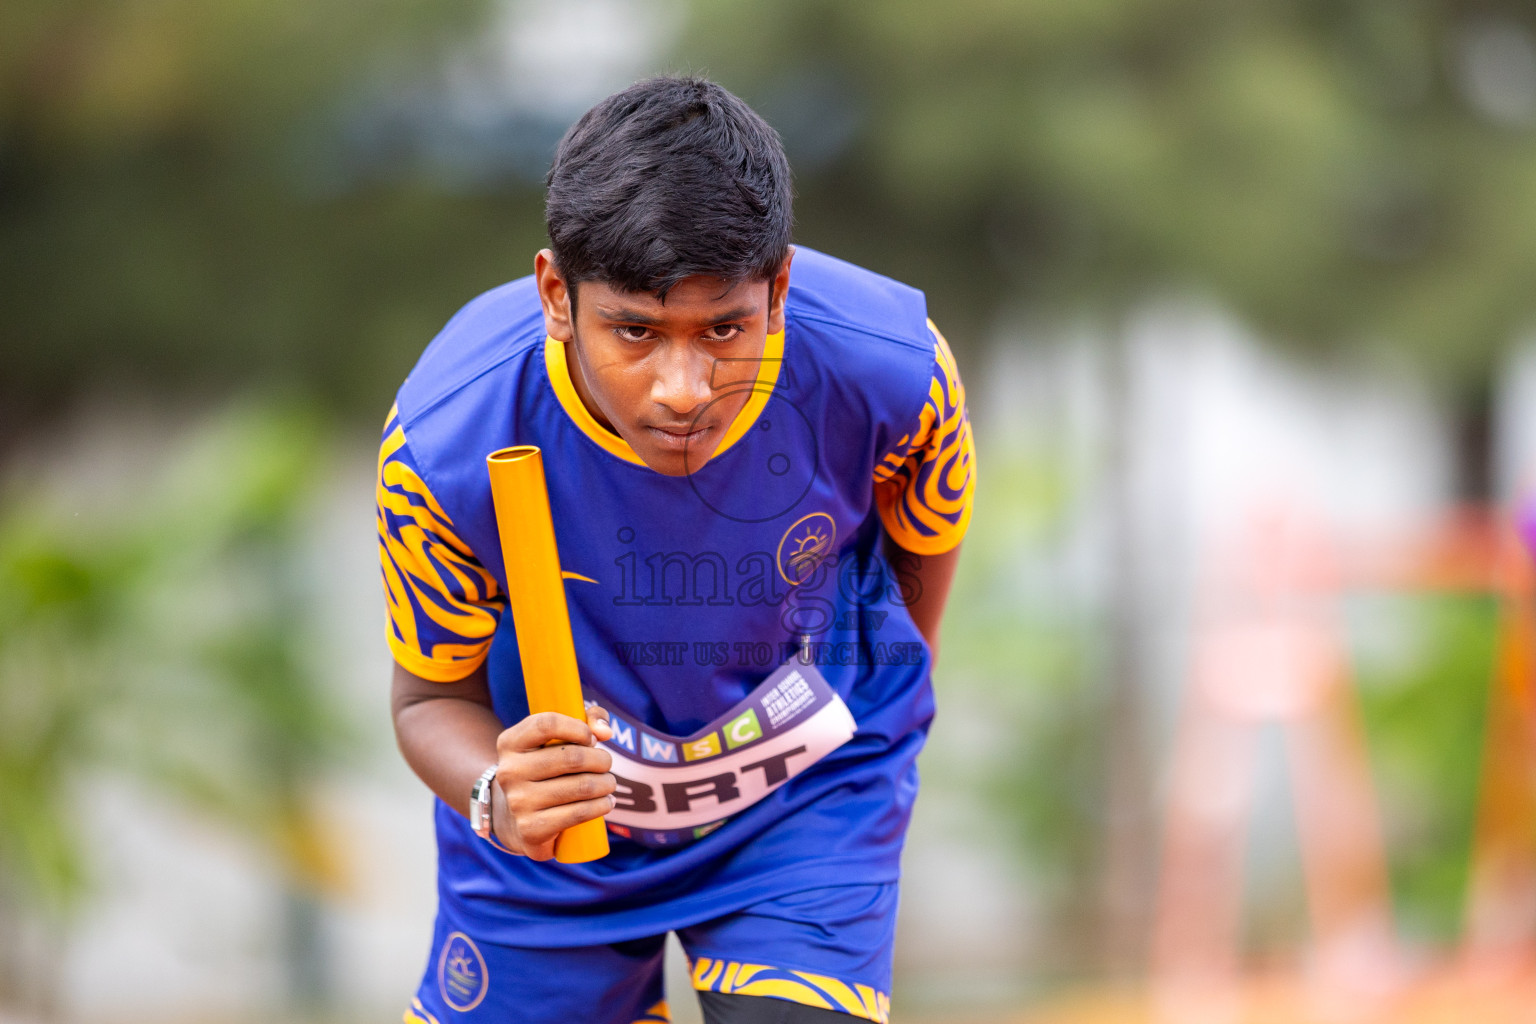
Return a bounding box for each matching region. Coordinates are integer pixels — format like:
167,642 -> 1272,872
874,320 -> 976,555
377,405 -> 505,681
691,956 -> 890,1022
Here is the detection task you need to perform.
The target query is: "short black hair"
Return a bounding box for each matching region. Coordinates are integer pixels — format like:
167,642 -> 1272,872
545,75 -> 793,298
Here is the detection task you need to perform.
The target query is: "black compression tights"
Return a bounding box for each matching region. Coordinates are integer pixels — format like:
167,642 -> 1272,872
697,991 -> 857,1023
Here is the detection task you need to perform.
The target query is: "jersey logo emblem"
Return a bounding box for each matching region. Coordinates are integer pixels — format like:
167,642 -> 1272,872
438,931 -> 489,1011
777,512 -> 837,585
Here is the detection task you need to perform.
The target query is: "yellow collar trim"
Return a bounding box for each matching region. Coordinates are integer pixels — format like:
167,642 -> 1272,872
544,334 -> 645,465
543,331 -> 785,469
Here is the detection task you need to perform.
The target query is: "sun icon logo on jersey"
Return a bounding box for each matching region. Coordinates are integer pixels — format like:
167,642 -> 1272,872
776,512 -> 837,585
438,931 -> 489,1011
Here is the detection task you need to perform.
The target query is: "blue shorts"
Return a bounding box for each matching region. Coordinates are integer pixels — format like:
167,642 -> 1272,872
405,884 -> 896,1024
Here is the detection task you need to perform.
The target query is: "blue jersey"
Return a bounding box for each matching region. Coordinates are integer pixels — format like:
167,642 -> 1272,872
376,247 -> 975,946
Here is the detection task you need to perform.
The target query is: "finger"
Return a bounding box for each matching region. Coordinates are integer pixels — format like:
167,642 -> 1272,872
499,711 -> 593,753
514,772 -> 616,811
519,795 -> 616,844
585,703 -> 613,741
508,742 -> 612,782
503,779 -> 616,825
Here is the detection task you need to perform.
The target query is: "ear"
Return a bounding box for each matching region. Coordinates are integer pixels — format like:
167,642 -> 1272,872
535,249 -> 576,342
766,247 -> 794,335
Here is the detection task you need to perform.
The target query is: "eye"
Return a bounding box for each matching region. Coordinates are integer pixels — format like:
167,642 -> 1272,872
613,325 -> 655,343
704,324 -> 745,342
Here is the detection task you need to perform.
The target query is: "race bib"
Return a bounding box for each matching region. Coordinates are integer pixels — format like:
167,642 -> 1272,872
598,661 -> 857,848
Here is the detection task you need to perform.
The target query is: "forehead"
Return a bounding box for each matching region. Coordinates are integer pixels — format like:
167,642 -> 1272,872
580,274 -> 769,319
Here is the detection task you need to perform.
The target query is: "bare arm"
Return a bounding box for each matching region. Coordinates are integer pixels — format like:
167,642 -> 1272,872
883,540 -> 962,663
390,662 -> 502,817
391,662 -> 616,860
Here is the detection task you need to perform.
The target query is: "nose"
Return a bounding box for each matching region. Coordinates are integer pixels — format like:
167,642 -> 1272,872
650,341 -> 713,418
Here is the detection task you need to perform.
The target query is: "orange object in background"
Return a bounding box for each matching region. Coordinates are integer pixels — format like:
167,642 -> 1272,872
1148,500 -> 1536,1023
1151,506 -> 1400,1023
487,445 -> 609,864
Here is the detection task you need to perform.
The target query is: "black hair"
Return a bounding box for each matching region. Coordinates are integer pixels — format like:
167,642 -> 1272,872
545,75 -> 793,299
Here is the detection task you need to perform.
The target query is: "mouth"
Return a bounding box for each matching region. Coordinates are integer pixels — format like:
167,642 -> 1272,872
644,423 -> 716,454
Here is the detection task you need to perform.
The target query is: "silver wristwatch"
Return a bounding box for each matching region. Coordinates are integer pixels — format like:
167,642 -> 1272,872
470,765 -> 499,840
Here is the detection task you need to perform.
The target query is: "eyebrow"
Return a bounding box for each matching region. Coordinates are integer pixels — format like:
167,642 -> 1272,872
594,304 -> 760,326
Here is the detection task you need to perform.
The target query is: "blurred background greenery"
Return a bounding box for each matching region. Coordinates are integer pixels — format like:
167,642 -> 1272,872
9,0 -> 1536,431
5,0 -> 1536,1020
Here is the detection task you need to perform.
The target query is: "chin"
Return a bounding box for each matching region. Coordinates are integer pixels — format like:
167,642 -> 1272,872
640,448 -> 708,477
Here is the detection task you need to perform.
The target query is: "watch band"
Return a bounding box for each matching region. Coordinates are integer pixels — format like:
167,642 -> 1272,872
470,765 -> 499,840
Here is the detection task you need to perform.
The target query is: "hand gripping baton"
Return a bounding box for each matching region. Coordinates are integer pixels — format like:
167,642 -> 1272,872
486,445 -> 610,864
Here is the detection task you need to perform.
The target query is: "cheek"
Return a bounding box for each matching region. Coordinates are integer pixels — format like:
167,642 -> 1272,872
588,356 -> 655,415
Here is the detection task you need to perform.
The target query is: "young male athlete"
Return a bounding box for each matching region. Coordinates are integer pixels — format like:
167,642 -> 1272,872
378,76 -> 975,1024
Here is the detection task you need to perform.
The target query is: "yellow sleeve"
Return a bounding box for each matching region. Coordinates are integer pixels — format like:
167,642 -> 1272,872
873,321 -> 976,555
376,405 -> 505,681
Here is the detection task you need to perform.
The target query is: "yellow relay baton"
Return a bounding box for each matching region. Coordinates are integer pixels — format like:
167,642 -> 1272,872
486,445 -> 610,864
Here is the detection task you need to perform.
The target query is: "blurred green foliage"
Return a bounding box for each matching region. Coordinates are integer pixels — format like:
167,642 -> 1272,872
1352,595 -> 1499,947
685,0 -> 1536,390
6,0 -> 1536,430
0,404 -> 351,922
0,0 -> 525,429
934,434 -> 1108,972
